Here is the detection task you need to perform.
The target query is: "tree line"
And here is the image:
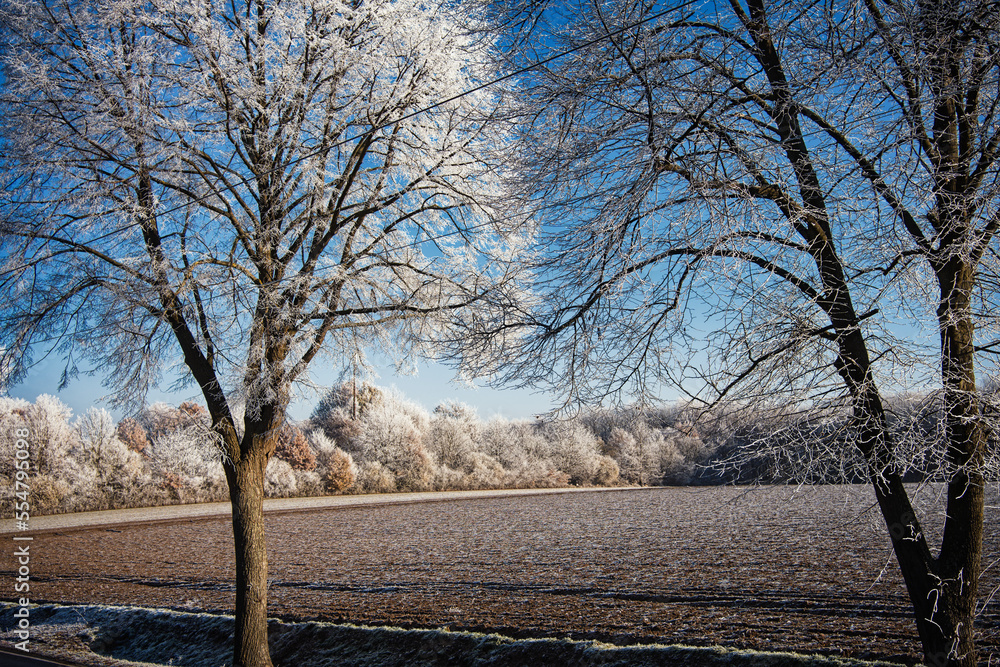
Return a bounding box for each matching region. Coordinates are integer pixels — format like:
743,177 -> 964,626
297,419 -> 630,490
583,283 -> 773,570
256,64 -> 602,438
5,383 -> 989,517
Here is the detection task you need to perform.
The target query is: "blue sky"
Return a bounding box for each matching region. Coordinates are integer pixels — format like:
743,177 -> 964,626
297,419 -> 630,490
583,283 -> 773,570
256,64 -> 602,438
8,354 -> 555,423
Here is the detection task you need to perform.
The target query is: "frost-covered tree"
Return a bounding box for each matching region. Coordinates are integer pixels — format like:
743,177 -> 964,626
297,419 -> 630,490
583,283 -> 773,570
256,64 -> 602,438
273,423 -> 316,471
471,0 -> 1000,663
427,401 -> 480,471
140,402 -> 210,442
145,425 -> 228,499
75,407 -> 147,508
0,0 -> 522,663
310,382 -> 380,446
0,396 -> 81,512
539,419 -> 605,485
116,417 -> 150,454
354,389 -> 435,490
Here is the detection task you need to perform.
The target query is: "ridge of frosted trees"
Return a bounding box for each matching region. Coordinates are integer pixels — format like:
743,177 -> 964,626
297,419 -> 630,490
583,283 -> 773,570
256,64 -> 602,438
0,386 -> 971,517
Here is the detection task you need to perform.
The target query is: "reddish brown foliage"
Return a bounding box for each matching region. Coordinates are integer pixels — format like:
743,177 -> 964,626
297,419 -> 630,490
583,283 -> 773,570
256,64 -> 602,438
116,418 -> 150,454
179,402 -> 208,420
323,448 -> 356,492
275,424 -> 317,471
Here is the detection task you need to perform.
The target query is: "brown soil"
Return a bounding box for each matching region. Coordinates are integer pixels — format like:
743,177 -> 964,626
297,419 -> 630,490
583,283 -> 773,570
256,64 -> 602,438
21,486 -> 1000,665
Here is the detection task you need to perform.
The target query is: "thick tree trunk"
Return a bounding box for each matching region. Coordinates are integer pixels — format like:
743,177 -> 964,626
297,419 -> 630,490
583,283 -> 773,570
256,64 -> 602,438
871,473 -> 980,667
921,258 -> 987,667
854,257 -> 985,667
225,449 -> 274,667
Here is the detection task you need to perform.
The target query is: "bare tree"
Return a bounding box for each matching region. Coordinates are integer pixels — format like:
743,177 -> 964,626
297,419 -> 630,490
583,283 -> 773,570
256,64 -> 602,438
0,0 -> 522,664
472,0 -> 1000,664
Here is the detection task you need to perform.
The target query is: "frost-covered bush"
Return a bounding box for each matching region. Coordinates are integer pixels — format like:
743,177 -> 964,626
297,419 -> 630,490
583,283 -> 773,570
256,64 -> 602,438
353,390 -> 435,490
593,455 -> 621,486
356,460 -> 397,493
541,420 -> 605,485
0,384 -> 744,517
0,395 -> 100,513
116,417 -> 150,453
522,466 -> 572,488
0,397 -> 33,480
603,422 -> 684,485
393,443 -> 437,491
29,475 -> 72,514
274,423 -> 317,471
293,469 -> 325,497
604,427 -> 640,482
145,426 -> 226,503
657,437 -> 693,485
75,408 -> 148,509
140,402 -> 210,441
479,419 -> 525,468
464,452 -> 506,488
356,405 -> 423,460
265,458 -> 299,498
8,394 -> 79,477
308,431 -> 357,493
433,464 -> 466,490
427,401 -> 480,472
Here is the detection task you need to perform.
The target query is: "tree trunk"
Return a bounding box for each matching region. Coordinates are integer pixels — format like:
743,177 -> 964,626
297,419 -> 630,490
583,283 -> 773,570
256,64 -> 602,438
829,268 -> 984,666
919,257 -> 987,667
871,472 -> 979,667
225,448 -> 274,667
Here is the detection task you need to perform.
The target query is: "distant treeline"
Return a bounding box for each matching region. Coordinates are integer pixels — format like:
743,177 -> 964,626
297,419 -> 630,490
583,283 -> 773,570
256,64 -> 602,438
0,384 -> 986,516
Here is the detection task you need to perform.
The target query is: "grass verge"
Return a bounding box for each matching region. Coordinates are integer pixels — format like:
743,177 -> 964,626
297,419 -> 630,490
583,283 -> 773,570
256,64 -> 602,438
1,603 -> 906,667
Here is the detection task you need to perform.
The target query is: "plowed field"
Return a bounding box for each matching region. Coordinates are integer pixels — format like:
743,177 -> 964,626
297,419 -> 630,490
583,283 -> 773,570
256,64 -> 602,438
23,486 -> 1000,664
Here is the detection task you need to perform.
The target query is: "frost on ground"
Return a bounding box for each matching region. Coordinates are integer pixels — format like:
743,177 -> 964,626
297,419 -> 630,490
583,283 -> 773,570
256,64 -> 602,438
1,603 -> 904,667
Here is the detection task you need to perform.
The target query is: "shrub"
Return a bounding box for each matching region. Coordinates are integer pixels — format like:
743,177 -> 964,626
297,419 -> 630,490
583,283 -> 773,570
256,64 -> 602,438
593,455 -> 621,486
0,397 -> 32,479
30,475 -> 71,514
325,448 -> 357,493
141,402 -> 210,441
427,412 -> 477,471
354,390 -> 433,490
433,464 -> 466,490
529,467 -> 572,488
16,394 -> 78,477
274,423 -> 317,471
464,452 -> 506,489
178,401 -> 208,421
0,395 -> 113,514
356,461 -> 397,494
264,458 -> 299,498
390,443 -> 437,492
293,469 -> 325,497
308,430 -> 358,492
75,408 -> 147,509
145,426 -> 226,503
542,420 -> 604,485
658,437 -> 694,485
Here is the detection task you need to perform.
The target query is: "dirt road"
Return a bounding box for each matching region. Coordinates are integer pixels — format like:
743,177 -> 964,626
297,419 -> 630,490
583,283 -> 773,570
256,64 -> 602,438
0,486 -> 630,535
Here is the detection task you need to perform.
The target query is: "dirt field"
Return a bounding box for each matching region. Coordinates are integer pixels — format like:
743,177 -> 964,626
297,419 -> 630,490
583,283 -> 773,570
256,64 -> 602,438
20,485 -> 1000,664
